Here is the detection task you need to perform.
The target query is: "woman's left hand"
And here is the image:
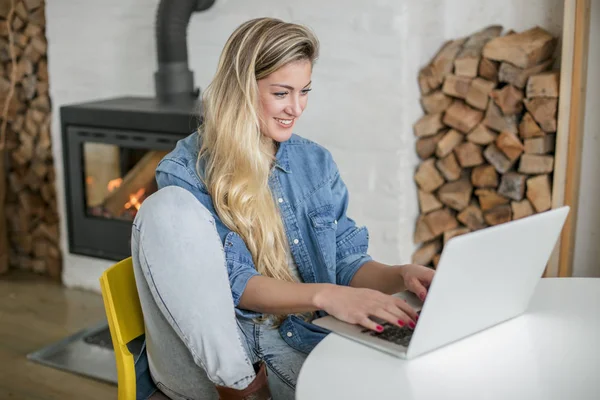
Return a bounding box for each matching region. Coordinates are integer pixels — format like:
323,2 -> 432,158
398,264 -> 435,301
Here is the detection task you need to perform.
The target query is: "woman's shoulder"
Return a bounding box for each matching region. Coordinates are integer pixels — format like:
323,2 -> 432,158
155,130 -> 207,191
284,133 -> 337,174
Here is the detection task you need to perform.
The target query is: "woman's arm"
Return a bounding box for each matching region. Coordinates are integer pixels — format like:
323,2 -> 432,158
238,275 -> 331,314
350,260 -> 435,301
239,275 -> 419,332
349,260 -> 405,294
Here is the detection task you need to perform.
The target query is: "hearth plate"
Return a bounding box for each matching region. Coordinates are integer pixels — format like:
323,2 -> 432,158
27,320 -> 142,384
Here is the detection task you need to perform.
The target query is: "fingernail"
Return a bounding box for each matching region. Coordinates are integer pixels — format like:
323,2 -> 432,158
415,314 -> 419,321
397,320 -> 404,326
419,292 -> 426,300
376,325 -> 384,332
409,321 -> 416,329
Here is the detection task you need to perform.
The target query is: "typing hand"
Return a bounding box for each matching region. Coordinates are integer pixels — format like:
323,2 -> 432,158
398,264 -> 435,302
314,285 -> 419,333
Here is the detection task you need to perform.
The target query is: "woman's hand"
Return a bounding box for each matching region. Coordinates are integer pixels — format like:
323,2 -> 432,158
314,285 -> 419,332
398,264 -> 435,301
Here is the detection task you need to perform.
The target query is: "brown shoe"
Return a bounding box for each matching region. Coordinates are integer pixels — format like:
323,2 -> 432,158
216,362 -> 272,400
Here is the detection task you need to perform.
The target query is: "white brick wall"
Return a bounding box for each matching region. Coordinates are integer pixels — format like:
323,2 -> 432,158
46,0 -> 564,292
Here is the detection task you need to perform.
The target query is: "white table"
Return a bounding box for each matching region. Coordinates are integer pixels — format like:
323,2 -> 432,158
296,278 -> 600,400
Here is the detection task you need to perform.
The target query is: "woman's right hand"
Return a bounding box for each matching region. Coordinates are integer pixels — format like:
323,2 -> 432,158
314,284 -> 419,332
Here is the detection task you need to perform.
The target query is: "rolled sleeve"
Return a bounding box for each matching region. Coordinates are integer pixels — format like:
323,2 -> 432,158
329,167 -> 372,286
156,159 -> 262,318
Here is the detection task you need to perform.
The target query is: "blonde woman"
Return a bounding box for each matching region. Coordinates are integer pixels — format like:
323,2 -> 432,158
132,17 -> 434,400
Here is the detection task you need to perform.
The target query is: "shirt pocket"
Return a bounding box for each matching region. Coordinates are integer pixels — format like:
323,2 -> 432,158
308,204 -> 337,269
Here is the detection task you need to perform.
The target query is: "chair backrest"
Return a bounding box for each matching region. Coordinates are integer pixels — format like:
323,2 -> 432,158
100,257 -> 144,400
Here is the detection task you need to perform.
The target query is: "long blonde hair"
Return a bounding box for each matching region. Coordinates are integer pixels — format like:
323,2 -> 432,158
198,19 -> 319,287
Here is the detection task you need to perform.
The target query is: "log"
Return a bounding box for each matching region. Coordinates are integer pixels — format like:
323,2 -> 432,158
418,189 -> 443,214
497,172 -> 527,201
483,143 -> 516,173
454,25 -> 503,77
479,58 -> 500,82
465,78 -> 496,110
414,158 -> 445,193
498,58 -> 554,88
483,101 -> 518,134
418,38 -> 466,94
519,112 -> 544,138
436,129 -> 463,158
526,175 -> 552,212
471,164 -> 499,188
443,101 -> 484,133
414,215 -> 436,244
467,123 -> 497,145
443,226 -> 471,245
416,130 -> 445,159
103,151 -> 168,216
475,189 -> 510,211
489,84 -> 524,115
523,97 -> 558,132
454,141 -> 484,168
524,134 -> 555,154
436,152 -> 462,181
418,65 -> 441,95
420,91 -> 453,114
457,203 -> 487,230
518,154 -> 554,174
511,199 -> 534,220
526,71 -> 560,98
413,112 -> 445,137
442,75 -> 472,99
482,27 -> 557,69
424,208 -> 459,237
430,38 -> 467,83
438,179 -> 473,211
496,131 -> 524,161
483,204 -> 512,226
412,239 -> 442,265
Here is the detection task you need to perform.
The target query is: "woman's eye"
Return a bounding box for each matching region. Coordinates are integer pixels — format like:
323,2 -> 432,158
274,92 -> 288,98
301,88 -> 312,95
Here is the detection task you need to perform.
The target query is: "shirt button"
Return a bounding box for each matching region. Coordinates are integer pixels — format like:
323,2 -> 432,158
293,239 -> 299,245
334,220 -> 338,224
287,332 -> 293,337
278,198 -> 283,203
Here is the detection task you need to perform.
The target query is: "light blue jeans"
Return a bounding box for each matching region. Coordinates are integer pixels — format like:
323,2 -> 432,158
131,186 -> 307,399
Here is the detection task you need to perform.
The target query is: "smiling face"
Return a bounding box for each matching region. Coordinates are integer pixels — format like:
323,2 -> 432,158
257,60 -> 312,143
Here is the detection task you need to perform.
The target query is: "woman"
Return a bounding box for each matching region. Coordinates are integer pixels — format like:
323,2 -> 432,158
132,17 -> 434,400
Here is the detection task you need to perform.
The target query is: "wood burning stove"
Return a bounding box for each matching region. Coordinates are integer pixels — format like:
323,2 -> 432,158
61,96 -> 200,261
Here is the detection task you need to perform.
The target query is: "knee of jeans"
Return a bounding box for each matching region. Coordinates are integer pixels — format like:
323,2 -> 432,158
134,186 -> 214,233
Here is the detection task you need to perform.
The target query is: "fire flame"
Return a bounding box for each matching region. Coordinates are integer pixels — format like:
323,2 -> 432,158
125,188 -> 146,211
108,178 -> 123,192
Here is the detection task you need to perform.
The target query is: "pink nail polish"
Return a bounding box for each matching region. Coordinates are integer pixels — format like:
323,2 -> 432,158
419,292 -> 426,300
409,321 -> 416,329
397,320 -> 404,326
376,325 -> 384,332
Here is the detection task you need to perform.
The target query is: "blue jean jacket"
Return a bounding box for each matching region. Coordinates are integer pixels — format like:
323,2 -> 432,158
136,131 -> 372,397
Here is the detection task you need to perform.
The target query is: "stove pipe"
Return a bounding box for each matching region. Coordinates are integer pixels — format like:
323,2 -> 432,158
154,0 -> 216,102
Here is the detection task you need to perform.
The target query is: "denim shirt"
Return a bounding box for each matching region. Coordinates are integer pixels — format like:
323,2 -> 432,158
154,131 -> 372,355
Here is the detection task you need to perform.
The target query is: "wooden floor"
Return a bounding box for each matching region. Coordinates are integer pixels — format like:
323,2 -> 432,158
0,271 -> 117,400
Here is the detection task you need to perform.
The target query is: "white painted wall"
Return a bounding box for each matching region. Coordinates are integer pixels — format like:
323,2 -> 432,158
46,0 -> 564,292
573,0 -> 600,277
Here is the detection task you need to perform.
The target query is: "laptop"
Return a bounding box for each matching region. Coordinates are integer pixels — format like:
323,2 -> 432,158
312,206 -> 570,359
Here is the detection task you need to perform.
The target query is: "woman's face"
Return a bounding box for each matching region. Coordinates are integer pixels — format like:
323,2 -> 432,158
257,60 -> 312,143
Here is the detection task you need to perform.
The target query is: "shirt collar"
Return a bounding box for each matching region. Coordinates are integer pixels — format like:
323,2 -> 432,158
273,139 -> 291,173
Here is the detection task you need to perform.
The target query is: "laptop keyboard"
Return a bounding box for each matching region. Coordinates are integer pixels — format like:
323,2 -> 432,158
360,311 -> 420,347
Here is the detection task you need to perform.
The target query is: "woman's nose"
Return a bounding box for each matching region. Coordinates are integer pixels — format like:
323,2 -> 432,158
286,98 -> 303,117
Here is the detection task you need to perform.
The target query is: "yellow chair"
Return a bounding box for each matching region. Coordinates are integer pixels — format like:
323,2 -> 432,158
100,257 -> 144,400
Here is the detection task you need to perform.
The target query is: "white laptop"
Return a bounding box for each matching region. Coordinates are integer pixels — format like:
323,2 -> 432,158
313,206 -> 570,359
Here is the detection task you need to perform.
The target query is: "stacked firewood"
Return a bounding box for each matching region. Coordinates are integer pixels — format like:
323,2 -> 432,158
412,26 -> 559,268
0,0 -> 61,278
